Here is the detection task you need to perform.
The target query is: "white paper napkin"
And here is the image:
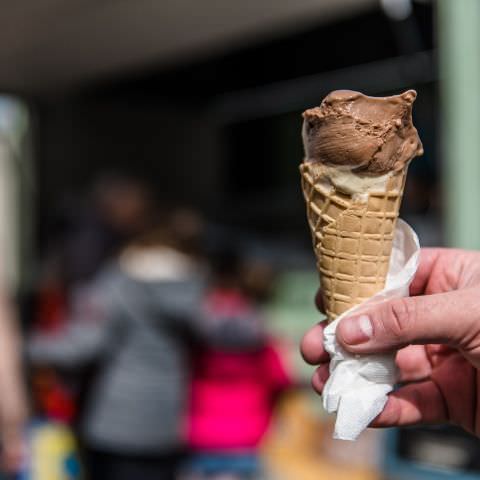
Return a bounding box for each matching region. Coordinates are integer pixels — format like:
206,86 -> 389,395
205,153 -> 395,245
322,219 -> 420,441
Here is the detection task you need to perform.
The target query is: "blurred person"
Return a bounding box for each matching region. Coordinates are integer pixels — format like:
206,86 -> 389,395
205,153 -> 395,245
241,259 -> 276,305
182,247 -> 293,480
0,292 -> 29,475
59,173 -> 157,287
29,174 -> 159,427
301,248 -> 480,437
28,210 -> 207,480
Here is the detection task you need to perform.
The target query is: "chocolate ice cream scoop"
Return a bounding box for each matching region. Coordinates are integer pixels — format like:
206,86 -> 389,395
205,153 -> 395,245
302,89 -> 423,175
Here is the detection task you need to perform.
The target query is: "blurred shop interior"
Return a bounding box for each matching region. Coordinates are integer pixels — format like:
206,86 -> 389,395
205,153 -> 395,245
0,0 -> 479,479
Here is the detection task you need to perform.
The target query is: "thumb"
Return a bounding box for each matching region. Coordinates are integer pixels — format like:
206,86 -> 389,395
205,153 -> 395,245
336,288 -> 480,354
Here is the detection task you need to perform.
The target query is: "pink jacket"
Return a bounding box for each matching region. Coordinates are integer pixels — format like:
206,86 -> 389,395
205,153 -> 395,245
187,343 -> 292,451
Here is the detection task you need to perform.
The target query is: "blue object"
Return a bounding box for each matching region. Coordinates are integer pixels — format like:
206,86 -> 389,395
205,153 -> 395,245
383,428 -> 480,480
183,453 -> 261,477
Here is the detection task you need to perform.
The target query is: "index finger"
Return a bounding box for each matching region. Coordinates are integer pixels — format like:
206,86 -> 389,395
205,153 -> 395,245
300,321 -> 330,365
315,289 -> 325,313
409,248 -> 442,296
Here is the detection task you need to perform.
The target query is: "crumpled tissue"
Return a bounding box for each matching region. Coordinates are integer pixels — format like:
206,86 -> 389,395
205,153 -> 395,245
322,219 -> 420,441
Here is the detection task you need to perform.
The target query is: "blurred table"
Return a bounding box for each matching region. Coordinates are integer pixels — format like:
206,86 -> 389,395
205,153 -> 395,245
261,390 -> 381,480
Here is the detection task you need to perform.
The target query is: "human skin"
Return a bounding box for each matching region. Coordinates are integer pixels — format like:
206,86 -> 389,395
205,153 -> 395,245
301,248 -> 480,436
0,294 -> 28,473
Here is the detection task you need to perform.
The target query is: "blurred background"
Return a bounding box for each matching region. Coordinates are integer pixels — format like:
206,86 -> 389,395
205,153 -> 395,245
0,0 -> 478,479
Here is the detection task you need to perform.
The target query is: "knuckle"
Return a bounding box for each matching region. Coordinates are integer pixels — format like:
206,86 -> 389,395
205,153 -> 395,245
383,298 -> 416,341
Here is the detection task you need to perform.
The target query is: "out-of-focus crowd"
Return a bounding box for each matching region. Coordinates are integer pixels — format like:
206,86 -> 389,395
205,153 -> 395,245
0,174 -> 296,480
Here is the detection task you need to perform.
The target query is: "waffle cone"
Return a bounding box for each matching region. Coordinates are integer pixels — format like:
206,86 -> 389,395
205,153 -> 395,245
300,162 -> 407,322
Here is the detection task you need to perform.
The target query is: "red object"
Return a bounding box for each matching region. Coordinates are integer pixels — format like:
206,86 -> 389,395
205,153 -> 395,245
33,286 -> 77,423
43,382 -> 77,423
187,343 -> 292,451
35,286 -> 68,333
203,288 -> 252,317
33,369 -> 77,423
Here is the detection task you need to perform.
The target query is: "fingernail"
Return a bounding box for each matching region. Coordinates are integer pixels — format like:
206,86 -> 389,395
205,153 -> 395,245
340,315 -> 373,345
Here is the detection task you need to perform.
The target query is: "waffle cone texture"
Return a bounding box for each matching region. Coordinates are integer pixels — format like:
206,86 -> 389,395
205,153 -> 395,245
300,162 -> 407,322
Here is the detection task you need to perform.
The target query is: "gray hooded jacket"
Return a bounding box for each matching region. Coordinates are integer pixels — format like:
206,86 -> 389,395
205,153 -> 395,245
29,263 -> 204,454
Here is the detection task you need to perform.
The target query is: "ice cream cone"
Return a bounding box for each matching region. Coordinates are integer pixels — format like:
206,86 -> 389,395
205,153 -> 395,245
300,89 -> 423,322
300,161 -> 407,322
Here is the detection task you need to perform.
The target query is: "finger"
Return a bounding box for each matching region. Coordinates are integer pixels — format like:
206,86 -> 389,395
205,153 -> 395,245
335,288 -> 480,354
411,248 -> 471,296
426,344 -> 452,366
371,380 -> 447,428
311,363 -> 329,395
395,345 -> 432,382
315,289 -> 325,313
300,322 -> 329,365
409,248 -> 442,296
430,351 -> 475,433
